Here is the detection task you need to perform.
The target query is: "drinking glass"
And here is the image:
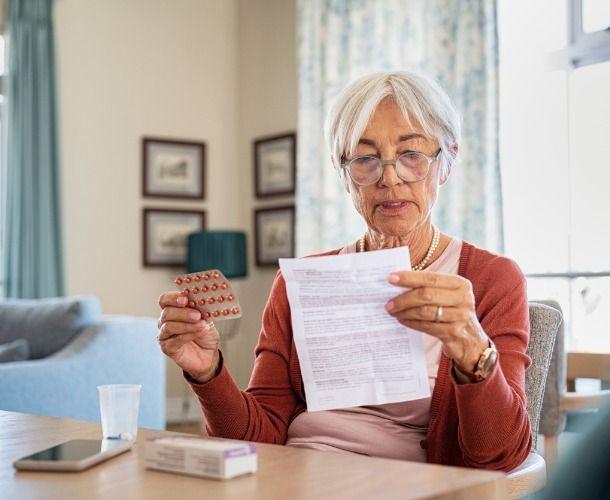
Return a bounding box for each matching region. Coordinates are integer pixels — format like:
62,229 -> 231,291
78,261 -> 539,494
97,384 -> 141,441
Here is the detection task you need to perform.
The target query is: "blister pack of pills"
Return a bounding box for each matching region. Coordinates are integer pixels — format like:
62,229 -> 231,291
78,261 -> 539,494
174,270 -> 241,322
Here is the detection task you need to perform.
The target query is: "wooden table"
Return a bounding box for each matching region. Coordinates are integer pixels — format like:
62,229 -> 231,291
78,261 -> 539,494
0,411 -> 507,499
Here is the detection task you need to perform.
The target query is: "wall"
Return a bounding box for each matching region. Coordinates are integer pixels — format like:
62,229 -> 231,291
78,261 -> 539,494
54,0 -> 297,409
231,0 -> 297,388
54,0 -> 239,400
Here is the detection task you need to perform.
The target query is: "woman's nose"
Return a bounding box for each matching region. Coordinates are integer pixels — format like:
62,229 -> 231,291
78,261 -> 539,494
378,162 -> 403,188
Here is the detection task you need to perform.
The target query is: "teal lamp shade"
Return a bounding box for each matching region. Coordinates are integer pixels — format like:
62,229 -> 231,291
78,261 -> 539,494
187,231 -> 247,278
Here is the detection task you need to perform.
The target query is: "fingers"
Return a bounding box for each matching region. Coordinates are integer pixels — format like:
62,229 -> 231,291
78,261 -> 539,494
384,272 -> 477,347
159,332 -> 200,356
158,320 -> 208,342
386,287 -> 467,313
159,291 -> 189,309
392,305 -> 470,323
158,306 -> 202,328
388,271 -> 470,291
396,318 -> 452,341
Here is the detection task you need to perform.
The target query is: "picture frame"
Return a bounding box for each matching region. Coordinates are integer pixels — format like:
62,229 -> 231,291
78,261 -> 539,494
253,132 -> 296,198
142,208 -> 206,268
254,205 -> 295,267
142,137 -> 206,199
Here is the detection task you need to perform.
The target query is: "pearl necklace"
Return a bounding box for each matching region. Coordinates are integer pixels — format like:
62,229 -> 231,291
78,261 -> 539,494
358,226 -> 441,271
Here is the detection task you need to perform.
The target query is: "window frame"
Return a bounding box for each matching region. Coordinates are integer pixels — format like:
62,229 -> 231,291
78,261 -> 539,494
551,0 -> 610,68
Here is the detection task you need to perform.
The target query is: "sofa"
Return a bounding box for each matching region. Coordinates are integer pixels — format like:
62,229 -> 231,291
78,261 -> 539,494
0,296 -> 166,430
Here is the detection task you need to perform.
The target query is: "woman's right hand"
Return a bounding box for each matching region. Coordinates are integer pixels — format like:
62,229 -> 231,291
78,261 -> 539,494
157,291 -> 220,383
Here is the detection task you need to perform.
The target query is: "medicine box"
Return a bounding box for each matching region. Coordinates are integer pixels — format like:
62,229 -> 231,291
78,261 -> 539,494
145,436 -> 257,480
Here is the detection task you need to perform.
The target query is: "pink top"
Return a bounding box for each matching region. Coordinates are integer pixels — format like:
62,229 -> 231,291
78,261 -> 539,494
285,238 -> 463,461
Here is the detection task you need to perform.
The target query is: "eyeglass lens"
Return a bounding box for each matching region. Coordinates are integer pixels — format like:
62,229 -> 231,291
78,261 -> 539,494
348,152 -> 430,185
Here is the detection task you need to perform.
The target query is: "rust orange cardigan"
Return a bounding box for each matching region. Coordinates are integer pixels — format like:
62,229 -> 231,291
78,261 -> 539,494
187,241 -> 532,472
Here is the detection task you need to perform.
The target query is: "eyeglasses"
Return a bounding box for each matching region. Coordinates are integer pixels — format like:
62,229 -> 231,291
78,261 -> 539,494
340,149 -> 442,186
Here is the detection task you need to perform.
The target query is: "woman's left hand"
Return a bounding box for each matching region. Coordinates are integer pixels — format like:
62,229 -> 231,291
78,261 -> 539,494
385,271 -> 489,373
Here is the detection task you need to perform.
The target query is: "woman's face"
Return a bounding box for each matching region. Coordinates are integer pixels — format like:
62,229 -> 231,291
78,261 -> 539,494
344,98 -> 448,237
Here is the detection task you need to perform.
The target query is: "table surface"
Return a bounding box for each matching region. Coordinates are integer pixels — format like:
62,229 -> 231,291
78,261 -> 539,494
0,410 -> 508,500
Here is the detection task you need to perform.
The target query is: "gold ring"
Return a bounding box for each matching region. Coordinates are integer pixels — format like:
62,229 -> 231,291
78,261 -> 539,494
434,306 -> 443,323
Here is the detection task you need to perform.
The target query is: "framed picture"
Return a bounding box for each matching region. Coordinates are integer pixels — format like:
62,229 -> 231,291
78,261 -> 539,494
142,137 -> 206,199
253,132 -> 296,198
142,208 -> 206,267
254,206 -> 295,266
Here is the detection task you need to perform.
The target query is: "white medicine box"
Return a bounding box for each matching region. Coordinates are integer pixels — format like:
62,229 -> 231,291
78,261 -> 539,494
145,436 -> 257,480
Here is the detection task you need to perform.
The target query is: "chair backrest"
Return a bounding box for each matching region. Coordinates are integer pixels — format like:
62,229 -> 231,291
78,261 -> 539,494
537,300 -> 567,439
526,302 -> 563,450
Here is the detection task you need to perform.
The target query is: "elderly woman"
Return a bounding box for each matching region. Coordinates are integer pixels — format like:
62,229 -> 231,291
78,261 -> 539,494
157,71 -> 531,472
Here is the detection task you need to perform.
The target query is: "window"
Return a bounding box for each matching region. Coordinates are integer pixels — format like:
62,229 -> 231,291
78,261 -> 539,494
567,0 -> 610,67
499,0 -> 610,351
582,0 -> 610,34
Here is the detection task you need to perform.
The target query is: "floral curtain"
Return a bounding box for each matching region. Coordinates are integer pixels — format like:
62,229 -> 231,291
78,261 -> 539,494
296,0 -> 502,256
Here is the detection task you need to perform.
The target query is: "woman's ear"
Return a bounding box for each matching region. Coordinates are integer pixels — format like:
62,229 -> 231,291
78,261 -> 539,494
439,144 -> 458,185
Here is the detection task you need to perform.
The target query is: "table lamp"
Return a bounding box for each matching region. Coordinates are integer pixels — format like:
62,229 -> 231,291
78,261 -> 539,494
187,231 -> 247,278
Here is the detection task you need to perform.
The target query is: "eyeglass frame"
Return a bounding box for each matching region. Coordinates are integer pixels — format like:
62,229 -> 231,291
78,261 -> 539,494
339,148 -> 443,186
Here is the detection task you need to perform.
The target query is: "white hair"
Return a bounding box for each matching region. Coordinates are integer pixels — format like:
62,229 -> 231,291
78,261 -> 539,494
325,70 -> 461,179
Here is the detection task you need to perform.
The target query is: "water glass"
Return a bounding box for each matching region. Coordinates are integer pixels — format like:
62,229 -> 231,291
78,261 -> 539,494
98,384 -> 141,441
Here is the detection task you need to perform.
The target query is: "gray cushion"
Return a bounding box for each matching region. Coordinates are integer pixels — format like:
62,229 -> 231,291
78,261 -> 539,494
0,339 -> 30,363
526,302 -> 563,451
536,300 -> 567,437
0,296 -> 101,359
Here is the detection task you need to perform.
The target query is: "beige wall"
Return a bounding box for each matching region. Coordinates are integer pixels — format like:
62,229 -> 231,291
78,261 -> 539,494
54,0 -> 296,401
231,0 -> 297,388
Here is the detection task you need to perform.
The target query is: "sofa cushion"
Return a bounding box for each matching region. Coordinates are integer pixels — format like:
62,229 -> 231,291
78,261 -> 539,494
0,339 -> 30,363
0,296 -> 102,359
